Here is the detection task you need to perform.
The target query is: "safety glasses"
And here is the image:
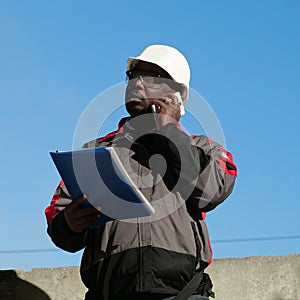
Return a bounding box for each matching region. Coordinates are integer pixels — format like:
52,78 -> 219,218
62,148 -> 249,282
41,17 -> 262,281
126,70 -> 164,85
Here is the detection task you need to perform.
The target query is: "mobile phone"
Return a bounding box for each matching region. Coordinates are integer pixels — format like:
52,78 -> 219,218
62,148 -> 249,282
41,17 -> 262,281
151,104 -> 156,113
174,92 -> 185,116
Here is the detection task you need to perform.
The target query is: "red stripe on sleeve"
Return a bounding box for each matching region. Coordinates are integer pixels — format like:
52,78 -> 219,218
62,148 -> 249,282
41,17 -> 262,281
207,138 -> 238,176
207,236 -> 213,265
45,180 -> 64,223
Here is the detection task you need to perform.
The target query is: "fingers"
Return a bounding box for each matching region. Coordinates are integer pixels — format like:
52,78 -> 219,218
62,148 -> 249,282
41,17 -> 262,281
160,93 -> 180,105
151,97 -> 180,118
70,212 -> 100,229
72,194 -> 88,207
64,195 -> 101,233
151,95 -> 180,111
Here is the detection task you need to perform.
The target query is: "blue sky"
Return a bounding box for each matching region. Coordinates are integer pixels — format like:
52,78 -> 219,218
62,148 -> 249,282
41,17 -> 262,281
1,1 -> 299,271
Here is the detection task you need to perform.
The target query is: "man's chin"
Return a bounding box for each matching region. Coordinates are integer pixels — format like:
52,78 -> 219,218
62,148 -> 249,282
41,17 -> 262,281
127,108 -> 148,117
126,102 -> 150,117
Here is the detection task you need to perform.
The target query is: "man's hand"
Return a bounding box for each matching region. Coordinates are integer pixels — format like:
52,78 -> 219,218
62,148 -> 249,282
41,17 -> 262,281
64,195 -> 101,233
151,93 -> 181,128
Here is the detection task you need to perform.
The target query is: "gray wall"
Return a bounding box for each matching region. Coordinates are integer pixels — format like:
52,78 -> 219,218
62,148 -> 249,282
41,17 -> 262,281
1,255 -> 299,300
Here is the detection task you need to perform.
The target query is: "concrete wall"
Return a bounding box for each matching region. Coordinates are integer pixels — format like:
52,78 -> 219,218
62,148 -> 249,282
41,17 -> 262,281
1,254 -> 299,300
206,255 -> 300,300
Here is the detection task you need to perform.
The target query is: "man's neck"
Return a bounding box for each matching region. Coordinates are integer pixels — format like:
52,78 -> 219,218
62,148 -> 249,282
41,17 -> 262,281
126,114 -> 157,133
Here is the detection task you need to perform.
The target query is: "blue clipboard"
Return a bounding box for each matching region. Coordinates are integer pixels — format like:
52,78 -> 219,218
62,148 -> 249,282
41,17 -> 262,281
50,147 -> 155,227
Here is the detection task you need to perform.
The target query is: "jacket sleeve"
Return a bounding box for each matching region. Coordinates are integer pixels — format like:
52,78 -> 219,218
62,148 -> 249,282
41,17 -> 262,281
45,181 -> 88,253
158,123 -> 237,213
189,135 -> 237,212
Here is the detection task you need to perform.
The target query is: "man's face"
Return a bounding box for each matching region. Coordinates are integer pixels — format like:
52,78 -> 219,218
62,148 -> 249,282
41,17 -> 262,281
125,61 -> 177,117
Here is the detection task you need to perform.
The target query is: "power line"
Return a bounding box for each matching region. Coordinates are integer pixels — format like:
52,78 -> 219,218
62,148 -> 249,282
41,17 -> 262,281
0,235 -> 299,254
212,235 -> 300,244
0,248 -> 60,254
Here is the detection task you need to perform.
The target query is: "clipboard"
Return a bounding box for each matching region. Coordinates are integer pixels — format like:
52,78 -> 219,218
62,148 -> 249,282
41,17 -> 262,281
50,147 -> 155,227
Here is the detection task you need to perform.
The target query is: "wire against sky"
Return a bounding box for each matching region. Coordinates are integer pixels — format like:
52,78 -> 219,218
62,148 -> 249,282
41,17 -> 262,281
1,235 -> 299,254
212,235 -> 300,243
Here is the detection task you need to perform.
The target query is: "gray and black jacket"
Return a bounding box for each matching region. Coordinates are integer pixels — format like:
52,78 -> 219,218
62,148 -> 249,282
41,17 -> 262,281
46,118 -> 237,300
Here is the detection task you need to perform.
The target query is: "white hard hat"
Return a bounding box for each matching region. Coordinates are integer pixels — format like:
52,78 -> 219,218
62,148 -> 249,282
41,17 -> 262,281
126,45 -> 190,91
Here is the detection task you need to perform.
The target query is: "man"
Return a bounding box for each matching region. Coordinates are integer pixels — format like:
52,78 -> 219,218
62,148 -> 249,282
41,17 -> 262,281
45,45 -> 237,300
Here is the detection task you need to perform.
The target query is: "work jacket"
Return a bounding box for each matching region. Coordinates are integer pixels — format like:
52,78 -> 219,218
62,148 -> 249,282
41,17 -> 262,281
46,118 -> 237,300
